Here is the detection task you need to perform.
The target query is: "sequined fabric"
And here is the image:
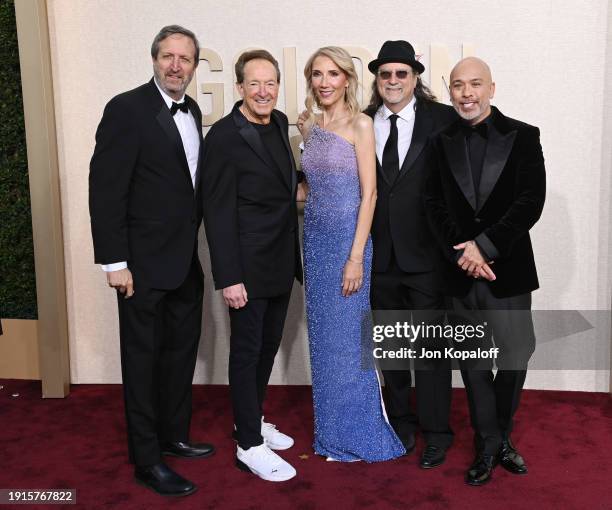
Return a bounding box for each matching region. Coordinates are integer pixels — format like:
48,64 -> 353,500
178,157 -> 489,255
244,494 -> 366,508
301,125 -> 405,462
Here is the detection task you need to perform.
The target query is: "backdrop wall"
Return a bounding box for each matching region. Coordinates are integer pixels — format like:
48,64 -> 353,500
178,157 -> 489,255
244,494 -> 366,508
46,0 -> 611,391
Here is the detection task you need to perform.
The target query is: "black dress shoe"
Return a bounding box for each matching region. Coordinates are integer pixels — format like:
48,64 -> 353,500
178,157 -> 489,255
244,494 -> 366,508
400,433 -> 416,455
161,441 -> 215,459
134,462 -> 197,497
465,453 -> 496,486
420,445 -> 446,469
499,438 -> 528,474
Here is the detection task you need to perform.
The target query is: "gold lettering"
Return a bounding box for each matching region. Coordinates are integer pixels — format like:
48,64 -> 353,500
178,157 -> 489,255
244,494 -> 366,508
190,48 -> 224,126
429,44 -> 451,101
342,46 -> 374,108
195,44 -> 475,126
284,47 -> 298,124
233,47 -> 262,103
462,43 -> 476,58
429,43 -> 476,101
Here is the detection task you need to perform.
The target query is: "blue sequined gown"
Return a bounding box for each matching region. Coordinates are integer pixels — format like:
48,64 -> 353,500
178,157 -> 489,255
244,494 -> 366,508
301,125 -> 405,462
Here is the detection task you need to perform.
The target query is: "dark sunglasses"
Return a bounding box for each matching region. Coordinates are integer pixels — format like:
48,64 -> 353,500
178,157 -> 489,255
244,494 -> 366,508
377,69 -> 412,80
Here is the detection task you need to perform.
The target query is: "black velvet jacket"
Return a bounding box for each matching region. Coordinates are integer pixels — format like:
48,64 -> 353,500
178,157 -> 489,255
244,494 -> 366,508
425,106 -> 546,298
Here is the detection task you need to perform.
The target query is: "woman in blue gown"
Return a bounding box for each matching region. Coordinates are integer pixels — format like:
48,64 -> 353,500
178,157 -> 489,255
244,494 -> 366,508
297,47 -> 405,462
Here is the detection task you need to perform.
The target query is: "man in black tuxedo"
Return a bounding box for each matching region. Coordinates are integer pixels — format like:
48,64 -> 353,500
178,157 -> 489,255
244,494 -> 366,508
89,25 -> 214,497
202,50 -> 302,482
366,40 -> 457,468
425,57 -> 546,485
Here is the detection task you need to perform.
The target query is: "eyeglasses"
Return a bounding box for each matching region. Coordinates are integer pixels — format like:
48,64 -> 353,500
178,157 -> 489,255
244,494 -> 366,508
377,69 -> 412,80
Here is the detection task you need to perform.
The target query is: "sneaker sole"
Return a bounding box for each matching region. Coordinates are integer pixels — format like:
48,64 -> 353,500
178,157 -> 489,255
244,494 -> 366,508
265,440 -> 294,451
232,437 -> 294,451
235,457 -> 296,482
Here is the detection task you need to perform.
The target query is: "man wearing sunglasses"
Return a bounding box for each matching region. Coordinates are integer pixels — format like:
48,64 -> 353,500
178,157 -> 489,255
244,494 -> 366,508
366,40 -> 457,469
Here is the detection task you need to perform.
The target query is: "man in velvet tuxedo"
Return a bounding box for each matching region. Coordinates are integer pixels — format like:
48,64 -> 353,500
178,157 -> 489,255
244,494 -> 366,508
365,40 -> 457,468
89,26 -> 214,497
425,57 -> 546,485
202,50 -> 302,482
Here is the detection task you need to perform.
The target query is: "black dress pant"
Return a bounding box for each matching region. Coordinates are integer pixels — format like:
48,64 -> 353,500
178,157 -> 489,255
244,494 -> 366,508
371,255 -> 453,449
117,256 -> 203,467
229,291 -> 291,449
452,281 -> 535,455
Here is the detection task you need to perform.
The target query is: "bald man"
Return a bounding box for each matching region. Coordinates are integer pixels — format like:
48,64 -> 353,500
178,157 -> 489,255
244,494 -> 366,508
425,57 -> 546,485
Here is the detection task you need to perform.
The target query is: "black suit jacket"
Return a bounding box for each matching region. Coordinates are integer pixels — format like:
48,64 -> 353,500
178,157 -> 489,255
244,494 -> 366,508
425,106 -> 546,298
89,79 -> 204,290
367,100 -> 457,273
201,102 -> 303,299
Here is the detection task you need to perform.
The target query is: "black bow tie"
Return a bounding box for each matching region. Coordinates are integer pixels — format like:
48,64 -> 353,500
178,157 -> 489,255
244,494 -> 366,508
461,121 -> 488,139
170,101 -> 188,116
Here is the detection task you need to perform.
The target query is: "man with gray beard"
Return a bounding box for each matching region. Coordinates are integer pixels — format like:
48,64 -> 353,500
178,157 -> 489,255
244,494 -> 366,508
365,40 -> 457,469
89,25 -> 213,497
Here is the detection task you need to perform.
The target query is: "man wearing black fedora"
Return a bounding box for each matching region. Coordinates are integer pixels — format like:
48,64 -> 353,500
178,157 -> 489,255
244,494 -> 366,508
366,40 -> 457,469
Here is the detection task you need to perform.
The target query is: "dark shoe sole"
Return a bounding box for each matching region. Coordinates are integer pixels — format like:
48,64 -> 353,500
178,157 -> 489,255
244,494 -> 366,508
500,463 -> 528,475
420,458 -> 445,469
235,457 -> 252,473
465,475 -> 492,486
134,477 -> 198,497
161,449 -> 216,459
401,443 -> 416,456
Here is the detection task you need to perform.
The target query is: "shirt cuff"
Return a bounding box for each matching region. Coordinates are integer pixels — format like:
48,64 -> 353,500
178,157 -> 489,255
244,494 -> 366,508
474,233 -> 499,261
101,262 -> 128,272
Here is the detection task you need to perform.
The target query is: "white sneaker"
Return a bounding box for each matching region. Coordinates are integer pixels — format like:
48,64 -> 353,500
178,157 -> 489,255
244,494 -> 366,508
261,418 -> 294,450
236,444 -> 296,482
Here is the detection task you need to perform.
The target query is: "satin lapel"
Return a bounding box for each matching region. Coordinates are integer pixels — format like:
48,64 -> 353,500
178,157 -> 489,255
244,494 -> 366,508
272,111 -> 294,191
395,106 -> 433,184
376,157 -> 391,187
367,109 -> 391,187
188,100 -> 203,192
476,127 -> 517,214
232,102 -> 271,167
155,105 -> 192,185
441,131 -> 477,210
289,146 -> 297,192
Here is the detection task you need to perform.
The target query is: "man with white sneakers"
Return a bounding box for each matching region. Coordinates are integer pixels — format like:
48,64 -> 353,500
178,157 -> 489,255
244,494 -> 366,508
202,49 -> 303,481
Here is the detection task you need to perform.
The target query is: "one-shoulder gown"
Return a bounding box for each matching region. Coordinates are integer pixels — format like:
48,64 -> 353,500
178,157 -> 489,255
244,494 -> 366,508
301,125 -> 405,462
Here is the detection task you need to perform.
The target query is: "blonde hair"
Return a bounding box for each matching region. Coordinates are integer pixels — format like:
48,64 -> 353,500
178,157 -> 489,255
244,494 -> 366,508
303,46 -> 360,119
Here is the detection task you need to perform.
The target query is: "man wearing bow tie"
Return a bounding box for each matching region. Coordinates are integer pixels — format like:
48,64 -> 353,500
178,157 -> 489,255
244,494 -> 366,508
89,25 -> 213,497
425,57 -> 545,485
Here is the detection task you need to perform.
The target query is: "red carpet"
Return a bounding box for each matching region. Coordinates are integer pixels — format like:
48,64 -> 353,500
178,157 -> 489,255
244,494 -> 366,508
1,380 -> 611,509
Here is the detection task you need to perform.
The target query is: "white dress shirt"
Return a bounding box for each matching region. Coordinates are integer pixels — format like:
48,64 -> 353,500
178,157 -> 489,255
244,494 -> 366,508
101,80 -> 200,272
374,96 -> 417,169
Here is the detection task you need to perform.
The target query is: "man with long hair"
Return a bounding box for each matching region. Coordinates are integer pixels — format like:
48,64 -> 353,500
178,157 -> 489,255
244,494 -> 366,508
366,40 -> 457,469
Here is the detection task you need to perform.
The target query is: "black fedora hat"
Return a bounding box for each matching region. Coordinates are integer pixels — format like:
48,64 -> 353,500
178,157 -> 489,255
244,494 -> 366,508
368,40 -> 425,75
